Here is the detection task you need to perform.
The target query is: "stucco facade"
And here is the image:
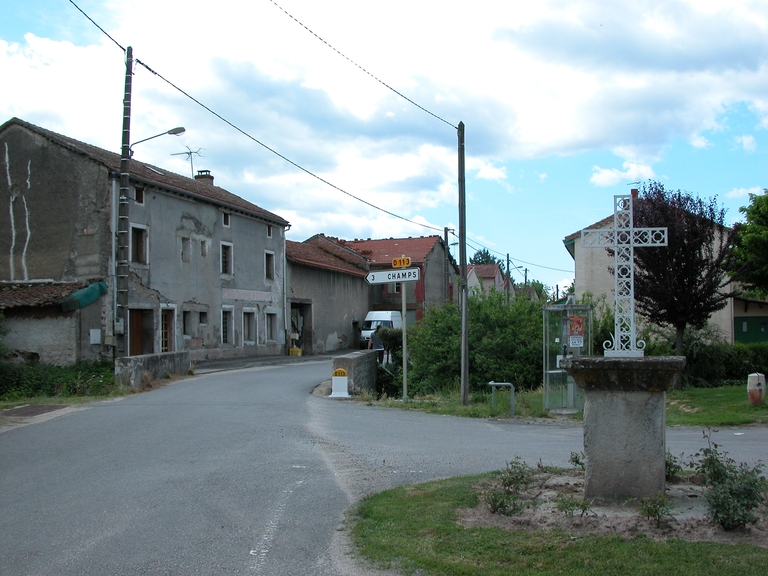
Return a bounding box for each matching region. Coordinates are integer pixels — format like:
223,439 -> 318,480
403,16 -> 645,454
286,235 -> 370,355
0,118 -> 289,364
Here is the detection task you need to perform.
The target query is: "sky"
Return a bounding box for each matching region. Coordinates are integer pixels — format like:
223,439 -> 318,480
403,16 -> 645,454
2,0 -> 767,292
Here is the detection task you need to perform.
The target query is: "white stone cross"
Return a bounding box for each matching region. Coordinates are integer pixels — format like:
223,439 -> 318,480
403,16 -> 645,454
581,193 -> 667,357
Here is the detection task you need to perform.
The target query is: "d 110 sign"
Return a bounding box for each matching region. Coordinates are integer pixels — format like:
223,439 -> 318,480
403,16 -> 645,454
365,268 -> 420,285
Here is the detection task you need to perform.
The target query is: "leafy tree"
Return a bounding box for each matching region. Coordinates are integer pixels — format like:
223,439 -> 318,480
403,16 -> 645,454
409,289 -> 542,395
469,248 -> 505,273
631,182 -> 734,387
729,189 -> 768,299
0,311 -> 8,357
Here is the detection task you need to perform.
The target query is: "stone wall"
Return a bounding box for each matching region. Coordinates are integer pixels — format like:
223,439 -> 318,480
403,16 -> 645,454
332,350 -> 377,393
115,351 -> 191,388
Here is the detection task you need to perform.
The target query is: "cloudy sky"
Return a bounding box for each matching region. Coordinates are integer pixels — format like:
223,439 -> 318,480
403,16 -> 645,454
2,0 -> 766,291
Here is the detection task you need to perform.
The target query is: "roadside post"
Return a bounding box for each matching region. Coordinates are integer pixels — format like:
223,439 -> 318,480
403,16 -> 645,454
365,258 -> 418,400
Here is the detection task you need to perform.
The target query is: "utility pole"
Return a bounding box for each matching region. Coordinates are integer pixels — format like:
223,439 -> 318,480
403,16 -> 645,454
116,46 -> 133,358
458,122 -> 469,406
444,227 -> 450,304
506,253 -> 511,304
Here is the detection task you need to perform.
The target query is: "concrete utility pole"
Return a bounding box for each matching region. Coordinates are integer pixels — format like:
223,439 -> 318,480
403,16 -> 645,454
116,46 -> 133,358
458,122 -> 469,405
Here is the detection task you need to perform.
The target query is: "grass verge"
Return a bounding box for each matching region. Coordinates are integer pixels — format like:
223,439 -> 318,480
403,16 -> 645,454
351,475 -> 768,576
666,386 -> 768,426
358,384 -> 767,427
363,387 -> 549,419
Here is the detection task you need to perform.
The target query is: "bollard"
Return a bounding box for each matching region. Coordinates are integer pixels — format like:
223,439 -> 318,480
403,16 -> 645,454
330,368 -> 350,398
748,373 -> 765,406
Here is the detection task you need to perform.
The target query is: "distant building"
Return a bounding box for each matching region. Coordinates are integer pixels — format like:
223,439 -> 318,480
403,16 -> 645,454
563,214 -> 768,344
467,264 -> 506,295
0,117 -> 289,365
340,236 -> 458,325
286,235 -> 369,355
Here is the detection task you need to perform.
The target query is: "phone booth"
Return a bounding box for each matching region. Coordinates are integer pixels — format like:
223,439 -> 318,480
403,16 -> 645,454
543,298 -> 592,414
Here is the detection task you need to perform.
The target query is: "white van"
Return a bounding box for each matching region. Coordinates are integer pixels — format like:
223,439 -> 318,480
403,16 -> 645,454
359,311 -> 403,348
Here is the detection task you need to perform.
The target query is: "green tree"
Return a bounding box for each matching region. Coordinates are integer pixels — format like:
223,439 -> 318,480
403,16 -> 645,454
729,189 -> 768,299
631,182 -> 734,388
0,311 -> 8,357
409,289 -> 542,395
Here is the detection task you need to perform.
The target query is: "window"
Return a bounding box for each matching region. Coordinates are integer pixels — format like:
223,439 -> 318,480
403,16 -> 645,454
161,309 -> 174,352
182,311 -> 192,336
266,312 -> 277,342
201,240 -> 208,258
265,251 -> 275,281
181,237 -> 191,263
130,225 -> 148,264
267,225 -> 273,238
221,242 -> 233,275
222,212 -> 230,227
243,311 -> 256,343
392,282 -> 401,294
743,321 -> 749,333
199,311 -> 208,325
222,309 -> 233,345
134,187 -> 145,204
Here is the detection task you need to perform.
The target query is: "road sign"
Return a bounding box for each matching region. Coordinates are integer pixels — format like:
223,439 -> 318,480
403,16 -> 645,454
365,268 -> 420,285
392,256 -> 411,268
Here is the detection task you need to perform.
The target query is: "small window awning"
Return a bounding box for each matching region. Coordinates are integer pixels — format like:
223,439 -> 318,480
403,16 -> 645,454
58,281 -> 108,312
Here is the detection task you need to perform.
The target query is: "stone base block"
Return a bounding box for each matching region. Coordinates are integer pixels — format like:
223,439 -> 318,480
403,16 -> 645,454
583,389 -> 666,504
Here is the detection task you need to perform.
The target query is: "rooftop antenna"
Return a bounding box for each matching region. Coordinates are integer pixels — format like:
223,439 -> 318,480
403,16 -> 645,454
172,146 -> 204,177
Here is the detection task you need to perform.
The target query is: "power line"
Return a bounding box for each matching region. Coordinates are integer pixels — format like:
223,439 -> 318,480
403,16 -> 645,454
461,235 -> 574,275
67,0 -> 124,51
67,1 -> 443,234
137,58 -> 444,233
266,0 -> 458,131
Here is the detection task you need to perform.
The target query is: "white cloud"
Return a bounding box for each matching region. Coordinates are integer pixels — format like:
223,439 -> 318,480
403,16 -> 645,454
590,158 -> 656,187
726,186 -> 762,199
690,135 -> 711,148
736,134 -> 757,152
536,171 -> 548,181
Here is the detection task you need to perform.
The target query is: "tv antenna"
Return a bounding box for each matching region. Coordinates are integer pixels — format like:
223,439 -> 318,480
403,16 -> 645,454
172,146 -> 204,177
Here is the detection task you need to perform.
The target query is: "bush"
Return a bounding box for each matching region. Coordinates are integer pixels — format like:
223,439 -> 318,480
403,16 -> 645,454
691,430 -> 767,530
0,361 -> 115,400
409,289 -> 543,396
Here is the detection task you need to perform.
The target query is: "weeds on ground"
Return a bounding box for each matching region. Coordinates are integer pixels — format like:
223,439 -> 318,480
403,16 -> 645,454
483,457 -> 539,516
638,493 -> 676,528
556,494 -> 593,517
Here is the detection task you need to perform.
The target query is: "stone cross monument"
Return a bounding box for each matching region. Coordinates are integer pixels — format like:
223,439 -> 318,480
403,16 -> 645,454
581,192 -> 667,357
561,191 -> 686,504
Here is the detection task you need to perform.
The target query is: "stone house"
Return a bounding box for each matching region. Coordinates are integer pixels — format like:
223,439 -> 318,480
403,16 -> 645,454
340,236 -> 458,325
286,235 -> 370,355
0,117 -> 289,365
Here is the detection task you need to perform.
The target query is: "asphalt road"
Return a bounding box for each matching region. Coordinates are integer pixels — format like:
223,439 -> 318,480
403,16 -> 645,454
2,359 -> 766,575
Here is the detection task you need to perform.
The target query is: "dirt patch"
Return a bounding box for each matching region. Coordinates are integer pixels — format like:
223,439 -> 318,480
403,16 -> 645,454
1,404 -> 70,417
460,469 -> 768,548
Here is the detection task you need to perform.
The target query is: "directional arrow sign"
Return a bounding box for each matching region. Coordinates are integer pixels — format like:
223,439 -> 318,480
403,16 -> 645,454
365,268 -> 420,284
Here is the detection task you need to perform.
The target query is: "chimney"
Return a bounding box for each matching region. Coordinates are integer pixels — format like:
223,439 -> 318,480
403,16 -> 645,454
195,170 -> 214,185
631,188 -> 638,199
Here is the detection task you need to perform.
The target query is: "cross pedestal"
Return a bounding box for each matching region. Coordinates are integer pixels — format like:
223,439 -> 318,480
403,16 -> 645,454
562,193 -> 685,503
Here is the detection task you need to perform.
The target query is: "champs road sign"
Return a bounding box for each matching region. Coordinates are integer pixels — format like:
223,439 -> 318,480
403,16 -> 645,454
365,268 -> 420,285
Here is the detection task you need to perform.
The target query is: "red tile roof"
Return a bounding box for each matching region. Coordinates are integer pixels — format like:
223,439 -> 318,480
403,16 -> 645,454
468,264 -> 501,279
1,118 -> 288,227
0,282 -> 84,309
340,236 -> 441,265
286,235 -> 368,277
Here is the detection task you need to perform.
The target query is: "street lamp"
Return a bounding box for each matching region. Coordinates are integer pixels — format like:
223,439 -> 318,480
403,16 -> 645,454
129,126 -> 185,157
